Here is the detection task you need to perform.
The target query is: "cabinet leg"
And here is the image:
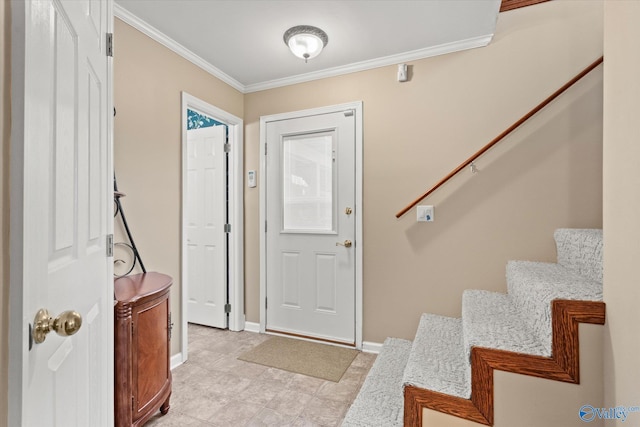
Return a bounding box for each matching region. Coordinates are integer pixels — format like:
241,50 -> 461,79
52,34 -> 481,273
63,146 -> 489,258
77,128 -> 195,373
160,394 -> 171,415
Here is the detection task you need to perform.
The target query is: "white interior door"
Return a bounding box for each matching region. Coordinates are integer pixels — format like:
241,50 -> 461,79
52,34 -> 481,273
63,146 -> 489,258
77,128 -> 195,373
265,111 -> 356,345
186,125 -> 227,328
11,0 -> 113,425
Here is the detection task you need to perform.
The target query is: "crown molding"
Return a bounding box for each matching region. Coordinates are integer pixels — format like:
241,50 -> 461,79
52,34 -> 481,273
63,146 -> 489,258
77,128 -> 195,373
114,4 -> 493,95
243,34 -> 493,93
113,4 -> 245,93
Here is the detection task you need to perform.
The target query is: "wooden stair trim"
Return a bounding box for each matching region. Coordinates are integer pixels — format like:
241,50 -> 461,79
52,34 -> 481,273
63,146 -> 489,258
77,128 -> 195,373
404,299 -> 605,426
405,386 -> 490,426
500,0 -> 550,13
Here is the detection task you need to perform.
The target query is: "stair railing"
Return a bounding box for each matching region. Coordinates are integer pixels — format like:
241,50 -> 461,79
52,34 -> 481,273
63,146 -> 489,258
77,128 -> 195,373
395,56 -> 604,219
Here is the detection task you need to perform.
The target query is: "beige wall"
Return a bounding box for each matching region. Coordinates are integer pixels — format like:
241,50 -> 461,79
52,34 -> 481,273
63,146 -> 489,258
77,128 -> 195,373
114,0 -> 604,355
244,0 -> 604,342
113,18 -> 244,354
1,0 -> 10,425
603,1 -> 640,424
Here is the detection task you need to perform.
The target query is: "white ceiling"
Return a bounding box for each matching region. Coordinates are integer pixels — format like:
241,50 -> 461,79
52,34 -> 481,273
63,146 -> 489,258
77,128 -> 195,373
113,0 -> 502,93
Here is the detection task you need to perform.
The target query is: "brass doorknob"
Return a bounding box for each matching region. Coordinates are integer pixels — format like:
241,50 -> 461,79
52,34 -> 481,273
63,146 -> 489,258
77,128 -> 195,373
336,240 -> 352,248
32,309 -> 83,344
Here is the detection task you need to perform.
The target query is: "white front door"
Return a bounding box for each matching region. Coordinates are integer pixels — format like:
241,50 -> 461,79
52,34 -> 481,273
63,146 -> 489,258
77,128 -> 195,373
186,124 -> 227,328
10,0 -> 113,426
265,110 -> 356,345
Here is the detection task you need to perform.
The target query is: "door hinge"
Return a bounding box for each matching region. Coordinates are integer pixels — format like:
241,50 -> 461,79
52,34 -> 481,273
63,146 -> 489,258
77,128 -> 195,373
107,234 -> 113,257
265,298 -> 268,309
224,143 -> 231,153
224,223 -> 231,233
168,312 -> 173,340
265,143 -> 267,156
344,110 -> 354,117
264,220 -> 267,233
224,303 -> 231,314
106,33 -> 113,57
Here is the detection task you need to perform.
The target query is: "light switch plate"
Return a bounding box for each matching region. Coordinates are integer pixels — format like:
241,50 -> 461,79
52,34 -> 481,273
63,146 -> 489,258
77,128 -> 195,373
247,170 -> 256,188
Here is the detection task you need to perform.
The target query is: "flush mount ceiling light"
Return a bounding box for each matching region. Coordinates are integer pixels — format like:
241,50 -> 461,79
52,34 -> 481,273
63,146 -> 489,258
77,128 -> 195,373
283,25 -> 328,63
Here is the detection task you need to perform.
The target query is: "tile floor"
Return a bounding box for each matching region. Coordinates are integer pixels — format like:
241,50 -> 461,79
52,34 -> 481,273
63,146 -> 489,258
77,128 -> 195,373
145,324 -> 376,427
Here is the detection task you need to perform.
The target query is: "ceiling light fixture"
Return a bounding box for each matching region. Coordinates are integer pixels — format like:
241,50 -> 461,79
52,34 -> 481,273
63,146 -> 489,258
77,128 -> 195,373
283,25 -> 328,63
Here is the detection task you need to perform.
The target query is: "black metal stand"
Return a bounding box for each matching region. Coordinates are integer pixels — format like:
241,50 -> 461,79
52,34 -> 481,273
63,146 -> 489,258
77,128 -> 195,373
114,176 -> 146,276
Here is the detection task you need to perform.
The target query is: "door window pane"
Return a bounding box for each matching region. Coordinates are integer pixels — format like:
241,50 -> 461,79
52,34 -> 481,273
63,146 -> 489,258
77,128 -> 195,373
282,132 -> 335,232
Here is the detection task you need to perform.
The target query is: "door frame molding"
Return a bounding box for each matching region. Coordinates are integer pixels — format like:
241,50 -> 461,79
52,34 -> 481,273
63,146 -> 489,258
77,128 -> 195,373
180,92 -> 245,363
259,101 -> 363,349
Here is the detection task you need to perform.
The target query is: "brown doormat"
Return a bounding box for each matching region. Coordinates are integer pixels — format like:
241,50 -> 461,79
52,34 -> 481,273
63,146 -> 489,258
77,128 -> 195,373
238,336 -> 359,382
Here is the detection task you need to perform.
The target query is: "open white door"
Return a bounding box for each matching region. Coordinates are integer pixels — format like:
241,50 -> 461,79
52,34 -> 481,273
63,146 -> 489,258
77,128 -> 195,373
9,0 -> 113,426
185,124 -> 227,328
180,92 -> 245,363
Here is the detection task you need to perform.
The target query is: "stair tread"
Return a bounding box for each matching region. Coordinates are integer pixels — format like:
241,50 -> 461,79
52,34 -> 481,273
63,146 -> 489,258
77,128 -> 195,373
402,313 -> 470,399
507,261 -> 602,301
342,337 -> 412,427
507,260 -> 603,355
462,290 -> 547,357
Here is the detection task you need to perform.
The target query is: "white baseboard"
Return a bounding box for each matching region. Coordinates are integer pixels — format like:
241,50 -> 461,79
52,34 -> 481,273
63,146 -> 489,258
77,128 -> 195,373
170,352 -> 184,370
197,319 -> 381,353
244,321 -> 261,333
362,341 -> 383,354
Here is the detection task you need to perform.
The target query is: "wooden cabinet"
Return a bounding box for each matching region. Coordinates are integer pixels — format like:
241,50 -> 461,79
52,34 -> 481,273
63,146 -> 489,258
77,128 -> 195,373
114,272 -> 173,427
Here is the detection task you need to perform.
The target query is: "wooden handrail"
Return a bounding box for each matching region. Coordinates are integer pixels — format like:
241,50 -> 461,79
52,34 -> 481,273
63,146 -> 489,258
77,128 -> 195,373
396,56 -> 604,219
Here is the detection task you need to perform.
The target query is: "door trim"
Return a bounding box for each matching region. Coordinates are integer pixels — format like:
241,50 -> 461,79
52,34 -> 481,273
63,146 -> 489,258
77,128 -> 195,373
259,101 -> 363,349
180,92 -> 245,363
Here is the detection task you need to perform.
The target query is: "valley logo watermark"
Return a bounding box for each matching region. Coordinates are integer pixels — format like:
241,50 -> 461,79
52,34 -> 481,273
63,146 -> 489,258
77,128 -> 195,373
579,404 -> 640,422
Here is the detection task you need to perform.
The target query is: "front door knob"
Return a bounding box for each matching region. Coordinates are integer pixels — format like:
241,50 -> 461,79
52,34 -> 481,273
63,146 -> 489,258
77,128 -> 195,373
32,308 -> 83,344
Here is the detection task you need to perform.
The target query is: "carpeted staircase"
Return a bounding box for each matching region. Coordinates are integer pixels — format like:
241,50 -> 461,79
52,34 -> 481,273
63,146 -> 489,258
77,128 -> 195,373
342,228 -> 605,426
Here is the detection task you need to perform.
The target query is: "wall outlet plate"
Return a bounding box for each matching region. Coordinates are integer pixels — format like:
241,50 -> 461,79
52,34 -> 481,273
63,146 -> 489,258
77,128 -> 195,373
417,205 -> 434,222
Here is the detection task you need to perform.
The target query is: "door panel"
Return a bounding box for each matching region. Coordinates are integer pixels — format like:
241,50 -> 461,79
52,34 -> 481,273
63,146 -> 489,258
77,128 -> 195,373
315,253 -> 337,312
18,0 -> 112,425
186,125 -> 227,328
281,251 -> 301,308
266,111 -> 356,344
